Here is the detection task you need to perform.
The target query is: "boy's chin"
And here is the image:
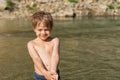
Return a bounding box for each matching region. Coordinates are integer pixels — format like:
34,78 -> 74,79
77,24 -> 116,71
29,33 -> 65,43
40,37 -> 49,41
40,38 -> 47,41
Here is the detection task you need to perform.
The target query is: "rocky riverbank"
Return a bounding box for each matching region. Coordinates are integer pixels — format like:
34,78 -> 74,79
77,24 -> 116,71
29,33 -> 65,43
0,0 -> 120,19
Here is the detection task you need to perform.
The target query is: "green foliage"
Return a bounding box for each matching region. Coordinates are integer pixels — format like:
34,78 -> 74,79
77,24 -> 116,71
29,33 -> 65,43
117,6 -> 120,9
68,0 -> 78,3
114,0 -> 117,2
108,4 -> 114,9
26,4 -> 37,13
5,0 -> 14,11
96,0 -> 99,2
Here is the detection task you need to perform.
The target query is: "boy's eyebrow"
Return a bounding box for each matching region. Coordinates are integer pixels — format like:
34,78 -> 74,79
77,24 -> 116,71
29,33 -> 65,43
37,27 -> 50,29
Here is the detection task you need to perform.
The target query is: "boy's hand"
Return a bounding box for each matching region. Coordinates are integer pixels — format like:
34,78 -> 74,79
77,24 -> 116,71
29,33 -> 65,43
51,72 -> 58,80
44,71 -> 55,80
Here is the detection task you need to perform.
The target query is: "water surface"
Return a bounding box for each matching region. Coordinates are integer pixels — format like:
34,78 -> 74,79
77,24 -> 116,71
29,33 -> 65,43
0,17 -> 120,80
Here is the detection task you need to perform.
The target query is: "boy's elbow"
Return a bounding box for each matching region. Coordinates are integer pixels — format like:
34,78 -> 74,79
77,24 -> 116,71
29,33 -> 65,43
30,54 -> 40,63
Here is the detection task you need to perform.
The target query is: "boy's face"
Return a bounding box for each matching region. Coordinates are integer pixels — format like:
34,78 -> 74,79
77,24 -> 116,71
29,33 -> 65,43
34,22 -> 51,41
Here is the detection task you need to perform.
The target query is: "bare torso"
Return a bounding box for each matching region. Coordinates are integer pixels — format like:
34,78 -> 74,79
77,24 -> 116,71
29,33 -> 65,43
32,38 -> 54,75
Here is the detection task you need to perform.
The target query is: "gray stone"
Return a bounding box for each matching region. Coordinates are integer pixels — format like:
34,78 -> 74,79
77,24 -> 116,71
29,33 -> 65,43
0,0 -> 7,11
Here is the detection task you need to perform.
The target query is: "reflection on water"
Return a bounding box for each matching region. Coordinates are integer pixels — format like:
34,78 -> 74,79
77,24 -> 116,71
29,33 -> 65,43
0,18 -> 32,33
0,17 -> 120,80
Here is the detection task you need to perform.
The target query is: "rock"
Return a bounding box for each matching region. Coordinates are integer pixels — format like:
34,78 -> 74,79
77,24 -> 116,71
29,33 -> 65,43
117,0 -> 120,3
1,0 -> 120,18
0,0 -> 7,11
40,0 -> 49,3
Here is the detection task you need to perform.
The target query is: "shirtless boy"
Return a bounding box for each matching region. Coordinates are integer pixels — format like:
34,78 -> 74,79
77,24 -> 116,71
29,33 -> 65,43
27,11 -> 60,80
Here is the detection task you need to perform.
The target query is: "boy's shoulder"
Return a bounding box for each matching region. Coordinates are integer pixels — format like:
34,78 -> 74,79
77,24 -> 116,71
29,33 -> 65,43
27,37 -> 59,46
51,37 -> 60,45
51,37 -> 59,42
27,39 -> 36,47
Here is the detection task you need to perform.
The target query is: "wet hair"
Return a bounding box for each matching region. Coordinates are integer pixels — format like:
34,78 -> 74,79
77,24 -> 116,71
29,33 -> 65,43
32,11 -> 53,29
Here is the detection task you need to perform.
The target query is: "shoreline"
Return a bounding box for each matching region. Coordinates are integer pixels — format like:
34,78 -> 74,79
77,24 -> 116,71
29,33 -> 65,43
0,15 -> 120,20
0,12 -> 120,20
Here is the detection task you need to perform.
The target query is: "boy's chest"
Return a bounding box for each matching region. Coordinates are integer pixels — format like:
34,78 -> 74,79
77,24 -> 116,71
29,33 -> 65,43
34,43 -> 53,56
34,43 -> 54,66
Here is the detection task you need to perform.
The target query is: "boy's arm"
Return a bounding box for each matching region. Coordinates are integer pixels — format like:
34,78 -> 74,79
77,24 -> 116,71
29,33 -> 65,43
27,41 -> 55,80
50,38 -> 60,74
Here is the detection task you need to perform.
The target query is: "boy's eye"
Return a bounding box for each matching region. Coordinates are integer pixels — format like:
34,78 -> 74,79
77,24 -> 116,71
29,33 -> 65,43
45,29 -> 50,31
38,29 -> 42,31
38,29 -> 50,31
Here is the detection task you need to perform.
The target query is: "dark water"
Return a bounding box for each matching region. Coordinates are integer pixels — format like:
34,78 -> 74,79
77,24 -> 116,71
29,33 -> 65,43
0,17 -> 120,80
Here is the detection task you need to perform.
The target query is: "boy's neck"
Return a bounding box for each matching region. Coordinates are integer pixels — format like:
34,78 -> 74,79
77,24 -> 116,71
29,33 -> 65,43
36,37 -> 51,43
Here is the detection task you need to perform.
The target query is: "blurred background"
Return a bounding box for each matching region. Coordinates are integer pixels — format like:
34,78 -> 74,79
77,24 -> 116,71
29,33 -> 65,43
0,0 -> 120,18
0,0 -> 120,80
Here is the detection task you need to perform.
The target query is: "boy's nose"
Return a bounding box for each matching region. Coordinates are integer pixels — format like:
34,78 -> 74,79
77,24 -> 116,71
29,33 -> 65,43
41,30 -> 45,34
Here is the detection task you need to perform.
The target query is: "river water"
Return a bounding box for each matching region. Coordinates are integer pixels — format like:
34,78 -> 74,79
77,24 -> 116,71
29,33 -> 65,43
0,17 -> 120,80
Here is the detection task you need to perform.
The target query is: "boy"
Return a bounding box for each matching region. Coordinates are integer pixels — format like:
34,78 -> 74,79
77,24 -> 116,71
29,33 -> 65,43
27,11 -> 60,80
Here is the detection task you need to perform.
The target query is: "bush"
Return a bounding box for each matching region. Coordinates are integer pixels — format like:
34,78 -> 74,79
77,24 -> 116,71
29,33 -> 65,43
117,6 -> 120,9
108,4 -> 114,9
68,0 -> 78,3
5,0 -> 14,11
26,4 -> 37,13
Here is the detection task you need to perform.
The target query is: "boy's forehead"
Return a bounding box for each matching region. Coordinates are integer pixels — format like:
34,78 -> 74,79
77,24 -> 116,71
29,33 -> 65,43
38,22 -> 45,27
36,24 -> 49,29
35,21 -> 51,29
